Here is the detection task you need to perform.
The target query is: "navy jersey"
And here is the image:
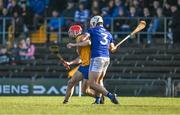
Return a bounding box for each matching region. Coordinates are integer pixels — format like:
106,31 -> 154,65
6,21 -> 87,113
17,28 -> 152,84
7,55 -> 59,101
87,26 -> 113,58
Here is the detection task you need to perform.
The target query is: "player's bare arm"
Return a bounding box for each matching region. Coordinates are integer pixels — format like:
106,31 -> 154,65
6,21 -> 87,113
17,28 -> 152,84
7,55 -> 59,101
63,57 -> 81,66
67,33 -> 91,48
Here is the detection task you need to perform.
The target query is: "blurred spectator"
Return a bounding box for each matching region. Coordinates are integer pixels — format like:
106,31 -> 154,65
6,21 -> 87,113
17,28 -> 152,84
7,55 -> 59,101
143,7 -> 152,30
24,37 -> 35,59
146,8 -> 164,46
8,0 -> 20,15
114,7 -> 128,32
0,0 -> 4,44
16,38 -> 30,61
101,9 -> 111,30
0,46 -> 13,64
91,0 -> 99,11
6,0 -> 13,10
117,5 -> 138,43
113,6 -> 130,39
112,4 -> 137,41
128,6 -> 138,37
62,0 -> 76,29
19,0 -> 33,30
0,0 -> 3,16
90,0 -> 100,17
0,0 -> 176,47
13,11 -> 24,39
113,0 -> 123,17
30,0 -> 46,30
62,0 -> 76,17
113,0 -> 128,17
47,10 -> 64,43
1,8 -> 11,43
99,0 -> 107,9
18,0 -> 30,7
164,2 -> 173,46
124,6 -> 138,42
151,0 -> 160,15
43,0 -> 49,17
30,0 -> 45,15
91,8 -> 100,16
131,0 -> 143,16
48,0 -> 66,14
139,7 -> 151,45
2,8 -> 9,17
74,2 -> 89,24
128,5 -> 137,17
170,4 -> 180,44
9,42 -> 18,62
104,0 -> 115,16
163,2 -> 171,17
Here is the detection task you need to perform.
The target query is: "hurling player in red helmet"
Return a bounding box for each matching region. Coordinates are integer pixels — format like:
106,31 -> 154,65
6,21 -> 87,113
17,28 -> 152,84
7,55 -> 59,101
63,25 -> 104,104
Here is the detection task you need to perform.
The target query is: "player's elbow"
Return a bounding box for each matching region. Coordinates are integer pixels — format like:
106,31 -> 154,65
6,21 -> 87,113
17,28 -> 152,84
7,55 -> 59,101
87,40 -> 91,45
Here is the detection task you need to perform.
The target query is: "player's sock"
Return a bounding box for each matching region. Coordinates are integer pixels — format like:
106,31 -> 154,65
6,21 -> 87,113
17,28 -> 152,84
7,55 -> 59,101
106,92 -> 113,100
95,96 -> 101,104
107,93 -> 119,104
100,96 -> 105,104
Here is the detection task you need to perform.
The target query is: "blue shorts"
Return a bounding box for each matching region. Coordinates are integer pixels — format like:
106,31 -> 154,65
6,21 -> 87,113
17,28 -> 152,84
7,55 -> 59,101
78,65 -> 89,79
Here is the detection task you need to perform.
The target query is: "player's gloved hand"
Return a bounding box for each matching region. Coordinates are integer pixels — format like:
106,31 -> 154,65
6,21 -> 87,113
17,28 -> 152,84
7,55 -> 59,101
67,43 -> 76,48
62,60 -> 71,70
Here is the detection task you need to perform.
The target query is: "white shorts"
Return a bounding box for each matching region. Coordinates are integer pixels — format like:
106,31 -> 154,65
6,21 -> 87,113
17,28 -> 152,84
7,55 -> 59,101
89,57 -> 110,72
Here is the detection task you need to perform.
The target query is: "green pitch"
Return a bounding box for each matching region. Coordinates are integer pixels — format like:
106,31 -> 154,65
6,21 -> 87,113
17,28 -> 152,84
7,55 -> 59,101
0,96 -> 180,115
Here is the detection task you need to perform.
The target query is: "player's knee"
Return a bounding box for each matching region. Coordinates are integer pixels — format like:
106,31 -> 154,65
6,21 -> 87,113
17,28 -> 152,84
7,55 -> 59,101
87,81 -> 96,89
87,80 -> 93,87
67,80 -> 75,87
82,88 -> 89,95
99,79 -> 103,84
81,85 -> 87,94
88,77 -> 95,84
82,88 -> 86,94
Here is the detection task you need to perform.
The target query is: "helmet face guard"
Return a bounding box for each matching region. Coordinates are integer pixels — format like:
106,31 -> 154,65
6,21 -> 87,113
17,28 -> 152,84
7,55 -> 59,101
68,25 -> 82,38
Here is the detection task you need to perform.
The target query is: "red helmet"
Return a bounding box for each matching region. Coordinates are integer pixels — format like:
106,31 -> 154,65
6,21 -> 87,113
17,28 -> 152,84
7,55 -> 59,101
68,25 -> 82,38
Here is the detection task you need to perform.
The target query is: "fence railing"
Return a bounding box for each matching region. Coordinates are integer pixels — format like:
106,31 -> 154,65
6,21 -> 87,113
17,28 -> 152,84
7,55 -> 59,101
0,17 -> 172,45
0,17 -> 14,45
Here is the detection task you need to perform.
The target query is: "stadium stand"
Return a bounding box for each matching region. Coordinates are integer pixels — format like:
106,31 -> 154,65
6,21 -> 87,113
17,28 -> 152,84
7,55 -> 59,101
0,0 -> 180,97
1,44 -> 179,96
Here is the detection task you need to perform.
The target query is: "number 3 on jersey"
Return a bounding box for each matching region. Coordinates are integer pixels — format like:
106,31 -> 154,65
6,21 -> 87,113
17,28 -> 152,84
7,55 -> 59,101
100,33 -> 108,45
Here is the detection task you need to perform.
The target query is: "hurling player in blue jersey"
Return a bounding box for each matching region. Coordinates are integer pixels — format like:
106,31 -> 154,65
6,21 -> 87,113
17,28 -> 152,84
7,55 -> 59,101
67,15 -> 119,104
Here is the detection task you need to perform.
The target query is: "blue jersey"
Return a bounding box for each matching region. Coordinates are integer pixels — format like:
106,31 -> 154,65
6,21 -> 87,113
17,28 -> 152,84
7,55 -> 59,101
87,26 -> 113,58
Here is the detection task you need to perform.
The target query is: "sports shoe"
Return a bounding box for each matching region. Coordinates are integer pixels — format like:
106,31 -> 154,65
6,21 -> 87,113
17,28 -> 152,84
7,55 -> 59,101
63,100 -> 68,104
111,94 -> 119,104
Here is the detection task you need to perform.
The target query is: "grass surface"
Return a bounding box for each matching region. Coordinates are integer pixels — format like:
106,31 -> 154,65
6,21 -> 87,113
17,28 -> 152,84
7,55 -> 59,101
0,96 -> 180,115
